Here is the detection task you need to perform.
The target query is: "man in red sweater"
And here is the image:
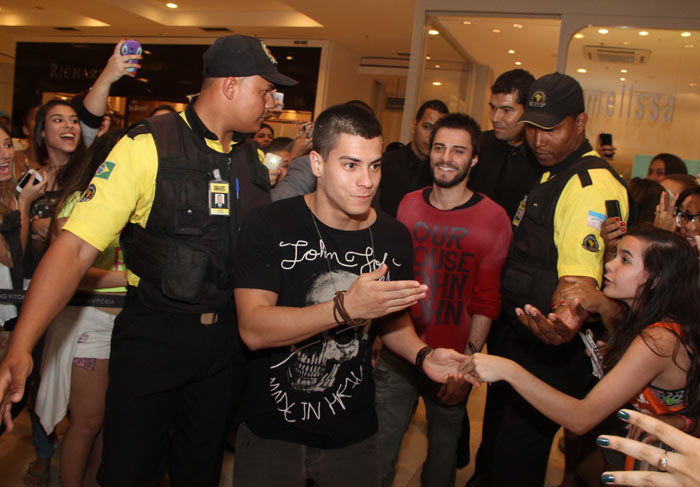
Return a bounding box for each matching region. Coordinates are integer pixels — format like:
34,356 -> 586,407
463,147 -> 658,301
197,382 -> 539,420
374,113 -> 512,486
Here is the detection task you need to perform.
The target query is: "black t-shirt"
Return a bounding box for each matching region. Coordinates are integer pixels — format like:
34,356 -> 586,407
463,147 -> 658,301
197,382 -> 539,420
233,196 -> 413,448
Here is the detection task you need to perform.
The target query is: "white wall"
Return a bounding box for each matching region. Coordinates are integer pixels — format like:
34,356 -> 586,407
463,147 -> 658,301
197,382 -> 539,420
402,0 -> 700,141
322,41 -> 375,108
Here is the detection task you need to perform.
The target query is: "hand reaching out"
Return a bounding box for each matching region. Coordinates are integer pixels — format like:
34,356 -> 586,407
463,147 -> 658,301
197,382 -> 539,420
422,348 -> 479,387
654,191 -> 678,232
515,302 -> 588,345
598,409 -> 700,487
343,264 -> 428,321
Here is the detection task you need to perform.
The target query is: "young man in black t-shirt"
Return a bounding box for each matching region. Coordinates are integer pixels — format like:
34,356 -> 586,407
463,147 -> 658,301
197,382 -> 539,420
233,104 -> 476,486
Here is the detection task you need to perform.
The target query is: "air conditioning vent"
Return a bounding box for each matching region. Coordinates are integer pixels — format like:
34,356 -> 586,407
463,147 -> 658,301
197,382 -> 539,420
53,27 -> 79,31
583,46 -> 651,64
199,27 -> 231,32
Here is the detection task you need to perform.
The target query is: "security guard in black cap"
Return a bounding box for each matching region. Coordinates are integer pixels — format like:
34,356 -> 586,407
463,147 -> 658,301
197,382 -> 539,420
478,73 -> 631,487
0,35 -> 297,486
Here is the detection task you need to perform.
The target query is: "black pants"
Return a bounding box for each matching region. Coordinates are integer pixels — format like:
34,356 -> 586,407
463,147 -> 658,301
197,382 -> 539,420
474,315 -> 595,487
98,293 -> 246,487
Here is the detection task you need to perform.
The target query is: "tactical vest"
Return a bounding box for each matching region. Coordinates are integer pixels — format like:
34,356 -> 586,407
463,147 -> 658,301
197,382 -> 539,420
501,155 -> 631,318
121,113 -> 271,313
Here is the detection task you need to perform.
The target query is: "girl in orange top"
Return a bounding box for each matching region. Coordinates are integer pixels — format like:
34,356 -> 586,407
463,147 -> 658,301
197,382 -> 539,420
467,224 -> 699,467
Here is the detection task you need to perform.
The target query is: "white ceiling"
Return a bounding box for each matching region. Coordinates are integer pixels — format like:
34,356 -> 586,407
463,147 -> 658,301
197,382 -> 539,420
565,25 -> 700,95
433,15 -> 561,79
0,0 -> 416,59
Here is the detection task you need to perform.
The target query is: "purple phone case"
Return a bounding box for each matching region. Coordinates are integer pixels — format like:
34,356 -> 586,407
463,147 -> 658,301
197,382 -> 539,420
120,40 -> 142,73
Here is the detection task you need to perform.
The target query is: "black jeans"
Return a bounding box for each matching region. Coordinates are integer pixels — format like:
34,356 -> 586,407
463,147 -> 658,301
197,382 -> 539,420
98,293 -> 245,487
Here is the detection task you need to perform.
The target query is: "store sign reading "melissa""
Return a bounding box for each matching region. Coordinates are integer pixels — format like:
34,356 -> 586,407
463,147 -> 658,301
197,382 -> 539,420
585,87 -> 675,123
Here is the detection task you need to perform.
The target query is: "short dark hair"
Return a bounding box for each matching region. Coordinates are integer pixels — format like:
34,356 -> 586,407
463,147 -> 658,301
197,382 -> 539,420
257,123 -> 273,135
344,99 -> 374,115
653,153 -> 688,176
265,136 -> 293,154
491,69 -> 536,107
677,186 -> 700,211
313,104 -> 382,160
415,99 -> 449,122
428,113 -> 481,157
148,104 -> 177,117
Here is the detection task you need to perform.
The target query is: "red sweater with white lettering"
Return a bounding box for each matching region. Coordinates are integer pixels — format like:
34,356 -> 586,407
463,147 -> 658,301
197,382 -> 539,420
397,189 -> 512,352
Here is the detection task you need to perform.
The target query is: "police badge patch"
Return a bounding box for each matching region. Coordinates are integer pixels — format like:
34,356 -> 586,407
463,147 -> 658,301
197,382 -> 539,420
582,234 -> 600,253
80,183 -> 96,202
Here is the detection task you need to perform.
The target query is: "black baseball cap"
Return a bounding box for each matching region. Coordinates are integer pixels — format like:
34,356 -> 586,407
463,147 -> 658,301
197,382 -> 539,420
518,73 -> 585,129
202,35 -> 298,86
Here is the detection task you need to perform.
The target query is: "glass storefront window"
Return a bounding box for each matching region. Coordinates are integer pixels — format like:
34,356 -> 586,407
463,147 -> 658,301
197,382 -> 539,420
566,26 -> 700,178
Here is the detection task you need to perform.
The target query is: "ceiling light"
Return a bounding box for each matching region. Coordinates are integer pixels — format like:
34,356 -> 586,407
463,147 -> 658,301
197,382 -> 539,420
513,23 -> 523,29
285,56 -> 293,60
620,77 -> 626,81
435,64 -> 440,68
691,82 -> 697,87
508,49 -> 515,54
166,2 -> 178,8
639,31 -> 649,36
681,32 -> 692,37
432,81 -> 442,86
463,21 -> 471,25
514,61 -> 522,65
620,69 -> 628,73
574,33 -> 584,39
685,44 -> 695,48
623,41 -> 631,45
426,56 -> 431,59
492,29 -> 501,33
577,68 -> 587,73
598,28 -> 608,34
428,29 -> 440,36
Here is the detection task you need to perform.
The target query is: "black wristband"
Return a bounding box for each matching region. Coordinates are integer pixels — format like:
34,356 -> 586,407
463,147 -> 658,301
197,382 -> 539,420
415,346 -> 433,372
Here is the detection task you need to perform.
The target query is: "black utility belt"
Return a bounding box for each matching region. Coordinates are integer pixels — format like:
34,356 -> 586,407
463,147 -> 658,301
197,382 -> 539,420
0,289 -> 125,308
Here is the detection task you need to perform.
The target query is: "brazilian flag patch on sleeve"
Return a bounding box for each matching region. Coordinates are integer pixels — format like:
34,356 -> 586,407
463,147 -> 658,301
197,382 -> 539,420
95,161 -> 116,180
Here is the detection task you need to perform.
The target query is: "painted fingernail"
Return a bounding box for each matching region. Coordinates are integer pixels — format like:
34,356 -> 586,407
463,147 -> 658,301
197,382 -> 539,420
601,474 -> 615,484
620,221 -> 626,226
621,228 -> 626,233
617,409 -> 630,420
595,436 -> 610,446
615,217 -> 620,221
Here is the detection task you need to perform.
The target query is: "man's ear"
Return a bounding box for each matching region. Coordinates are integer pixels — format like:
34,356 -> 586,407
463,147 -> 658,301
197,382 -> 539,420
309,150 -> 324,177
222,77 -> 238,101
575,112 -> 587,135
410,118 -> 417,139
470,154 -> 479,169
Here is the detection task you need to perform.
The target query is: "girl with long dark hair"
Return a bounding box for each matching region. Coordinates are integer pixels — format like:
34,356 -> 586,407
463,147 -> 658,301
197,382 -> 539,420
34,130 -> 127,487
467,225 -> 700,468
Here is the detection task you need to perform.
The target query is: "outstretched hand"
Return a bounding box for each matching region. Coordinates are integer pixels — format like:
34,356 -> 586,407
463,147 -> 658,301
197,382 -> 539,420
0,352 -> 34,431
598,409 -> 700,487
515,302 -> 588,345
344,264 -> 427,321
654,191 -> 678,232
422,348 -> 480,387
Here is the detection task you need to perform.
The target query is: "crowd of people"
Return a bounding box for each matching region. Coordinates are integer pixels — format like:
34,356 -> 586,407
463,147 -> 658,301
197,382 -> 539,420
0,33 -> 698,487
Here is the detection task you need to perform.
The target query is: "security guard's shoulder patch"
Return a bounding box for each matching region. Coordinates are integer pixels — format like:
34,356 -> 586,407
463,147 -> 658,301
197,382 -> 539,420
80,183 -> 96,202
582,234 -> 600,253
95,161 -> 115,180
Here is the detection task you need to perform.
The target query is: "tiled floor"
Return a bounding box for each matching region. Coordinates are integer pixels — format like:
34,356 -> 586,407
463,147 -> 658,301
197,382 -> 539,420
0,380 -> 565,487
